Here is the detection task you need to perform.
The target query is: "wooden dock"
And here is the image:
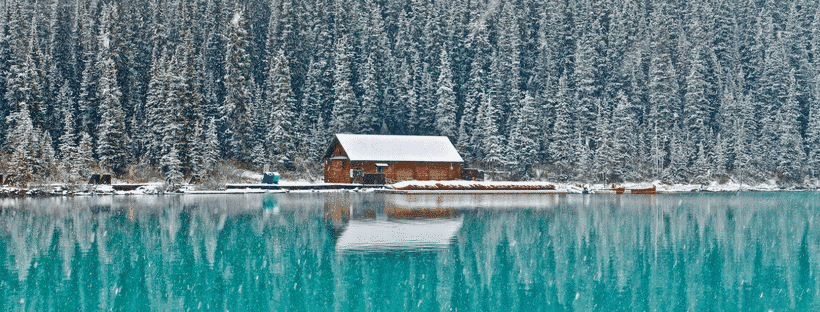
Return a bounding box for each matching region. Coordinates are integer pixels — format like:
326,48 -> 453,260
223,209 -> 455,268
225,183 -> 364,191
375,189 -> 573,195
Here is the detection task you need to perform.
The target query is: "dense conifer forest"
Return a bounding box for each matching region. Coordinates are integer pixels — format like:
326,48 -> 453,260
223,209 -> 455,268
2,0 -> 820,185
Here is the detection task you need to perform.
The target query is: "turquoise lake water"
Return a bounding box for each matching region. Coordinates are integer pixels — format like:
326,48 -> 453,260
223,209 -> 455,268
0,192 -> 819,311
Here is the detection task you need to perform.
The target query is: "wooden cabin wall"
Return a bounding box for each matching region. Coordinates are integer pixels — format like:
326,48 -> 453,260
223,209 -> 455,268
324,161 -> 462,183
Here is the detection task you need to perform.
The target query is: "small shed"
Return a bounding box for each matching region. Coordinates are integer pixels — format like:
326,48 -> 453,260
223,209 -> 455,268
323,134 -> 464,183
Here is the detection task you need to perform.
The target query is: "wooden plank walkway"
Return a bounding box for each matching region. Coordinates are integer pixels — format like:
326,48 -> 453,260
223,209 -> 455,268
375,189 -> 573,195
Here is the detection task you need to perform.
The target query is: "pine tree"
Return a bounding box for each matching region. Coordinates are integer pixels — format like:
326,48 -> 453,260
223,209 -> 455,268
663,122 -> 687,184
95,4 -> 126,174
76,4 -> 98,137
508,92 -> 539,178
251,142 -> 266,168
143,48 -> 168,165
612,90 -> 639,181
33,130 -> 57,180
683,43 -> 711,149
495,1 -> 523,131
307,114 -> 327,161
301,57 -> 325,133
223,7 -> 254,162
204,117 -> 220,173
188,119 -> 206,179
75,132 -> 94,179
481,96 -> 505,170
4,40 -> 43,151
648,7 -> 678,169
419,61 -> 437,135
161,145 -> 182,187
459,22 -> 491,157
592,101 -> 615,183
758,31 -> 791,175
434,47 -> 456,139
5,103 -> 34,184
549,74 -> 573,181
574,133 -> 592,182
58,106 -> 76,178
691,139 -> 712,185
355,52 -> 379,134
806,81 -> 820,180
179,25 -> 204,176
265,49 -> 296,170
650,124 -> 666,180
329,33 -> 356,134
776,70 -> 806,183
733,94 -> 757,182
713,130 -> 729,182
398,55 -> 419,134
456,86 -> 479,157
573,10 -> 601,143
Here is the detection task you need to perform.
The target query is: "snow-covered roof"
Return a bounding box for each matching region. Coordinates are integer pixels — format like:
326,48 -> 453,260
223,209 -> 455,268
325,134 -> 464,163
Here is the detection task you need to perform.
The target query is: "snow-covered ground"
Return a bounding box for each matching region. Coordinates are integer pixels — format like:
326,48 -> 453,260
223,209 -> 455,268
3,178 -> 817,198
597,179 -> 787,193
391,179 -> 813,193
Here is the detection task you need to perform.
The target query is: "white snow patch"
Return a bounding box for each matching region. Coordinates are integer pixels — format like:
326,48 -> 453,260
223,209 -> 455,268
240,171 -> 264,181
231,12 -> 241,27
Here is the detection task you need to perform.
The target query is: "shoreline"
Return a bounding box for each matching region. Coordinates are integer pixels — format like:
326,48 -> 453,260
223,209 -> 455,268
1,179 -> 817,198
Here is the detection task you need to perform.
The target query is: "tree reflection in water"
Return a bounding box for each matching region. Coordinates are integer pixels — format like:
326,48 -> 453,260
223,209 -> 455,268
0,193 -> 818,311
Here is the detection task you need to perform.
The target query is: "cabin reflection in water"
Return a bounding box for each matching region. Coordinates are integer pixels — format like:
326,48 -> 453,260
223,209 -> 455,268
324,194 -> 462,252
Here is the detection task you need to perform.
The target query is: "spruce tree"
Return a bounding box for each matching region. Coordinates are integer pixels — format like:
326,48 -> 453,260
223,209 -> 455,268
508,92 -> 539,178
713,131 -> 729,181
663,122 -> 687,184
95,4 -> 126,174
223,7 -> 254,162
481,96 -> 505,170
204,117 -> 220,173
188,119 -> 206,179
806,80 -> 820,180
356,52 -> 379,134
6,103 -> 34,184
265,49 -> 297,170
776,70 -> 806,183
691,139 -> 712,185
733,94 -> 757,182
301,56 -> 325,127
549,74 -> 573,181
329,33 -> 356,134
75,132 -> 94,179
76,4 -> 98,137
143,48 -> 169,165
758,32 -> 791,175
573,11 -> 601,143
683,43 -> 711,148
58,106 -> 76,178
161,145 -> 182,187
592,101 -> 616,183
434,47 -> 456,139
648,8 -> 678,168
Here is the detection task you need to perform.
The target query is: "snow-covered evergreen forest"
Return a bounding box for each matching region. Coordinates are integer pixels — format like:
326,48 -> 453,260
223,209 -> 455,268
2,0 -> 820,185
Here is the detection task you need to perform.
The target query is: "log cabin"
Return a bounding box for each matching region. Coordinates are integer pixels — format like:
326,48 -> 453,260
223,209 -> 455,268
323,134 -> 464,183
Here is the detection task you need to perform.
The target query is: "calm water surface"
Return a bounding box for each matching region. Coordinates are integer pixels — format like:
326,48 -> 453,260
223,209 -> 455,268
1,192 -> 819,311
